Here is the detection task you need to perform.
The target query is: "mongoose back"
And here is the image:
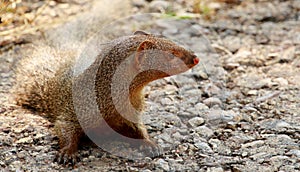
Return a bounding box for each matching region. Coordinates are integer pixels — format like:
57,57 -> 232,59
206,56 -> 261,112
12,31 -> 199,164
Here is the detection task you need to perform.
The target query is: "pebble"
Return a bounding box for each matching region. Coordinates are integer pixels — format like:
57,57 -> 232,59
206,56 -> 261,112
194,126 -> 214,138
223,36 -> 241,53
207,167 -> 224,172
148,0 -> 171,13
204,83 -> 221,97
275,121 -> 291,129
195,103 -> 209,111
273,77 -> 288,87
132,0 -> 147,8
241,140 -> 265,148
161,97 -> 173,105
247,90 -> 258,96
163,113 -> 182,127
194,141 -> 213,153
154,159 -> 170,171
280,46 -> 296,62
141,170 -> 152,172
287,149 -> 300,158
12,126 -> 28,134
15,137 -> 33,144
203,97 -> 222,107
206,110 -> 239,127
187,117 -> 205,128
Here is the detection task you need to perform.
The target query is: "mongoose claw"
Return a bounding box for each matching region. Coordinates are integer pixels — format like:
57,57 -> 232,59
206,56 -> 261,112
140,140 -> 163,158
54,151 -> 80,166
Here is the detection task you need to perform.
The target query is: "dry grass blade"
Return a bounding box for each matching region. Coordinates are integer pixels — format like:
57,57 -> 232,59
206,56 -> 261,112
0,0 -> 11,15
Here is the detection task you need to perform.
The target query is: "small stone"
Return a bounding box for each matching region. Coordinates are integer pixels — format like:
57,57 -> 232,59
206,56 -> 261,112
161,97 -> 173,105
163,113 -> 182,127
141,170 -> 152,172
187,117 -> 205,128
242,140 -> 265,148
247,90 -> 258,96
163,85 -> 178,95
148,0 -> 171,13
194,141 -> 213,153
34,133 -> 46,139
194,126 -> 214,138
132,0 -> 147,8
195,103 -> 209,111
17,151 -> 26,159
88,155 -> 95,160
154,159 -> 170,171
224,62 -> 240,70
35,146 -> 44,151
242,152 -> 248,157
13,126 -> 27,134
275,121 -> 291,129
82,157 -> 89,162
280,46 -> 296,62
223,36 -> 241,53
287,149 -> 300,158
243,106 -> 258,112
203,97 -> 222,107
159,132 -> 172,143
207,167 -> 224,172
207,110 -> 239,127
273,77 -> 288,87
204,83 -> 221,97
250,152 -> 268,161
16,137 -> 33,144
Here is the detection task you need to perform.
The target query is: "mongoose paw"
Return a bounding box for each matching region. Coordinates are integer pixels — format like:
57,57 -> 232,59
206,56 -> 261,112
54,149 -> 80,166
140,139 -> 163,158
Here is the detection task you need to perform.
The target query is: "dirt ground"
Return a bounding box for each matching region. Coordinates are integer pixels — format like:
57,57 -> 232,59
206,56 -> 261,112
0,0 -> 299,171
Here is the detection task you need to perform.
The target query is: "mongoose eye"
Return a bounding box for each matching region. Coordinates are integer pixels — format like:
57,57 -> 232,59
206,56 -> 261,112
167,53 -> 175,60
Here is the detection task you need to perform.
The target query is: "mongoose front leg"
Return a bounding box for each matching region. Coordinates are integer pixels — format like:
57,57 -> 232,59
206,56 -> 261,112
53,119 -> 84,165
125,123 -> 162,157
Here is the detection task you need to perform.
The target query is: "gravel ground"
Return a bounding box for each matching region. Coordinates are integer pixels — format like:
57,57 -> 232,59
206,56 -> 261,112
0,0 -> 299,171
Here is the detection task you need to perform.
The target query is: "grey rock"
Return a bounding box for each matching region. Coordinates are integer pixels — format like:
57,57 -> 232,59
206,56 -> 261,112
207,167 -> 224,172
206,110 -> 239,127
161,97 -> 173,105
203,97 -> 222,107
149,0 -> 171,13
154,159 -> 170,171
273,77 -> 289,87
163,113 -> 182,127
223,36 -> 241,53
141,170 -> 152,172
194,141 -> 213,153
242,140 -> 265,148
15,137 -> 33,144
187,117 -> 205,128
194,126 -> 214,138
280,46 -> 296,62
132,0 -> 147,8
204,83 -> 221,97
287,149 -> 300,158
195,103 -> 209,111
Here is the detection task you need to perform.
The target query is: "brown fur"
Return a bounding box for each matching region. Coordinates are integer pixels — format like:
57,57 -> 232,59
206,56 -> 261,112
12,31 -> 199,164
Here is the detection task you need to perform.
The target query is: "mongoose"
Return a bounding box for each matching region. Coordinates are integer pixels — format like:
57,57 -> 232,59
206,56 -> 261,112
12,31 -> 199,164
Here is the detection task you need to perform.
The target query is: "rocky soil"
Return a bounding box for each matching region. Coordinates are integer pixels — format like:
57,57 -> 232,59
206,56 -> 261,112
0,0 -> 299,171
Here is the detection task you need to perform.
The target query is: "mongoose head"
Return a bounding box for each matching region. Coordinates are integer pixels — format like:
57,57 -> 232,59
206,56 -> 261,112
133,31 -> 199,78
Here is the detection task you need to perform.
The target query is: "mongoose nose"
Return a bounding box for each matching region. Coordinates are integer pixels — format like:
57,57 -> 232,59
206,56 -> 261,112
193,57 -> 199,65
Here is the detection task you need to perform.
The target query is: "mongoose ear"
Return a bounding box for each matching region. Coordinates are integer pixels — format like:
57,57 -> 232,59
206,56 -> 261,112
135,40 -> 155,70
137,40 -> 155,52
134,30 -> 149,36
